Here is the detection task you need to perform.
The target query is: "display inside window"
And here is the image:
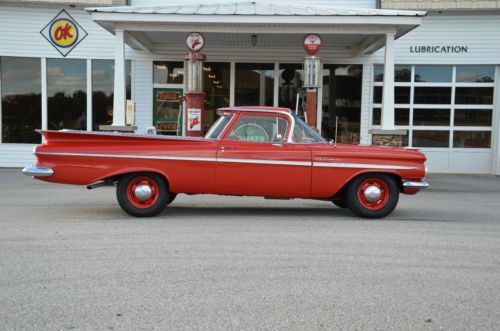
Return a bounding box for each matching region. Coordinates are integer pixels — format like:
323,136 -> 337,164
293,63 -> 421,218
153,61 -> 184,84
453,131 -> 491,148
1,57 -> 41,143
278,63 -> 304,110
203,62 -> 230,130
323,64 -> 362,142
413,108 -> 450,126
228,115 -> 287,143
235,63 -> 274,106
455,87 -> 493,105
47,58 -> 86,130
414,87 -> 451,104
454,109 -> 492,127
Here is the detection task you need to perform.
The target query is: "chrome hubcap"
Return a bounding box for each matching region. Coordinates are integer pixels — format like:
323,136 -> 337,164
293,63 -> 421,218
364,185 -> 382,202
134,184 -> 152,201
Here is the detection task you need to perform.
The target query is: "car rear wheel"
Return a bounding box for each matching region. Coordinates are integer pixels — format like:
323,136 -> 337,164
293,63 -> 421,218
116,172 -> 170,217
345,173 -> 399,218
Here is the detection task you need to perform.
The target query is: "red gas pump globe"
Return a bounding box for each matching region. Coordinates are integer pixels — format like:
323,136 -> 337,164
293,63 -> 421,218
186,32 -> 206,52
303,33 -> 322,55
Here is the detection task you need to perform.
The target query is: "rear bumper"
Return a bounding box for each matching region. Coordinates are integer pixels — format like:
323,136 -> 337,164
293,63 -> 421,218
22,165 -> 54,177
403,180 -> 429,189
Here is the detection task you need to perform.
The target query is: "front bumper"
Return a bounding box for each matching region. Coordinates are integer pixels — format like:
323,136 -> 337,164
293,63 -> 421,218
22,165 -> 54,177
403,180 -> 429,189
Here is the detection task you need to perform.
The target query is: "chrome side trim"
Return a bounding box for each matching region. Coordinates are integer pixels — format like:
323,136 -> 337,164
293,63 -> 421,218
37,151 -> 216,163
22,165 -> 54,177
218,158 -> 310,167
313,162 -> 418,170
36,151 -> 418,170
403,180 -> 429,189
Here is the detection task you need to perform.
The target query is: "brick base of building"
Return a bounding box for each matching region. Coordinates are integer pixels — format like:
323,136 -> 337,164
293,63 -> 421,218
370,129 -> 407,147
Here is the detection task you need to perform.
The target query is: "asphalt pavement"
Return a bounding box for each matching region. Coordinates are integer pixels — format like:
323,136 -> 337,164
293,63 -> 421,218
0,169 -> 499,330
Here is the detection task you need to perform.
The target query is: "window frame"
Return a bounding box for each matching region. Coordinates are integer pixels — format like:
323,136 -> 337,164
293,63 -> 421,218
371,64 -> 495,150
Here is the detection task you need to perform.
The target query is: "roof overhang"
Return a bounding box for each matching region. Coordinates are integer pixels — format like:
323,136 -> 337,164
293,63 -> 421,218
86,2 -> 426,56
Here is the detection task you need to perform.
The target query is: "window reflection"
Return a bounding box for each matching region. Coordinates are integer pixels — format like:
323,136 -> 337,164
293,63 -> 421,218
453,131 -> 491,148
203,62 -> 230,129
1,57 -> 41,143
278,63 -> 303,110
47,58 -> 86,130
413,109 -> 450,126
235,63 -> 274,106
413,130 -> 449,148
92,60 -> 132,130
414,87 -> 451,104
154,61 -> 183,84
456,66 -> 495,83
373,65 -> 412,82
454,109 -> 492,126
414,66 -> 452,82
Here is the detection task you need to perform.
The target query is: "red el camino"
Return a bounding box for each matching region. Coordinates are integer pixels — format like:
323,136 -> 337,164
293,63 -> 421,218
23,106 -> 428,218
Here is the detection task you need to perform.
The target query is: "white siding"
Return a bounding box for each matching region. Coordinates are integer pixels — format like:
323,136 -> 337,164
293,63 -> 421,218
371,14 -> 500,64
130,0 -> 378,9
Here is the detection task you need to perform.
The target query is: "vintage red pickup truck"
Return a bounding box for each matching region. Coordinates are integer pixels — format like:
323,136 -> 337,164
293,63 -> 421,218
23,106 -> 428,218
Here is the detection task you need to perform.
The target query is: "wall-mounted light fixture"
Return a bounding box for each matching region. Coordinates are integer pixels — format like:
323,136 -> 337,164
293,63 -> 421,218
251,34 -> 257,47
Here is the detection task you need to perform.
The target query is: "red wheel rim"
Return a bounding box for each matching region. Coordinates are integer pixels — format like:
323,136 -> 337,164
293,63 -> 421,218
357,178 -> 390,211
126,176 -> 160,209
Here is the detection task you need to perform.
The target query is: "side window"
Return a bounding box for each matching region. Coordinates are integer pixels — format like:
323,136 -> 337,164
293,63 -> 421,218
292,116 -> 324,143
227,115 -> 288,142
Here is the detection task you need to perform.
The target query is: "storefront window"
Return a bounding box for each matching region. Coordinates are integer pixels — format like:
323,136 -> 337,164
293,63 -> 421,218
414,87 -> 451,104
395,108 -> 410,126
278,63 -> 303,110
372,108 -> 381,125
414,66 -> 452,82
92,60 -> 132,130
154,61 -> 183,84
47,58 -> 86,130
413,109 -> 450,126
455,87 -> 494,104
203,62 -> 230,129
1,57 -> 41,143
395,87 -> 410,104
235,63 -> 274,106
456,66 -> 495,83
453,131 -> 491,148
454,109 -> 492,126
373,65 -> 411,82
323,64 -> 362,142
412,130 -> 449,148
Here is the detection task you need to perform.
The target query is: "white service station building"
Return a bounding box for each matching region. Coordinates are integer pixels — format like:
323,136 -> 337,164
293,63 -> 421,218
0,0 -> 499,175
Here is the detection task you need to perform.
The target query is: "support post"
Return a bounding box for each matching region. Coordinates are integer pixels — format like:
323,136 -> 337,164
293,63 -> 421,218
112,29 -> 126,126
381,31 -> 395,130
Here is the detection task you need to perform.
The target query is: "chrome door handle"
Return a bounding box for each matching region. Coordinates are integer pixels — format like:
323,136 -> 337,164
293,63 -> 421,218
220,146 -> 234,151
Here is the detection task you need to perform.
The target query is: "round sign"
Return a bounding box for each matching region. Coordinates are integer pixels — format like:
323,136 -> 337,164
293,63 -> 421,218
49,18 -> 79,48
186,32 -> 205,52
303,33 -> 322,55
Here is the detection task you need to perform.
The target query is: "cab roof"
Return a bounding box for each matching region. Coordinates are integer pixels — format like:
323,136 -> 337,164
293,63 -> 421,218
217,106 -> 292,115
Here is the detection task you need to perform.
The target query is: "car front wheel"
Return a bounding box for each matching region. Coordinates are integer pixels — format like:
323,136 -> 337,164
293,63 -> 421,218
116,172 -> 170,217
345,173 -> 399,218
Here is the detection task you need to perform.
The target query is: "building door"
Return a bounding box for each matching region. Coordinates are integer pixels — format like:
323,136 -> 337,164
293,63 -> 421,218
153,88 -> 183,135
322,64 -> 363,142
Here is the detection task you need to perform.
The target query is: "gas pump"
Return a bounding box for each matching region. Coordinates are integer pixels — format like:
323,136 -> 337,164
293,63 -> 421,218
184,32 -> 207,137
303,34 -> 322,131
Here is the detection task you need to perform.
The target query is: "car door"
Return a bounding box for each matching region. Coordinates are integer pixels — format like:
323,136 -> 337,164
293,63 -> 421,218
216,112 -> 311,197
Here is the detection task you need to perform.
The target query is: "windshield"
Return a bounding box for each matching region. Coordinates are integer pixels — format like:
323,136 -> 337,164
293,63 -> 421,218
291,112 -> 326,143
205,115 -> 232,139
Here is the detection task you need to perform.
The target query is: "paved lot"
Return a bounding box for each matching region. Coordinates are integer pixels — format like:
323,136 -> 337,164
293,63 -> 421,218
0,169 -> 499,330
